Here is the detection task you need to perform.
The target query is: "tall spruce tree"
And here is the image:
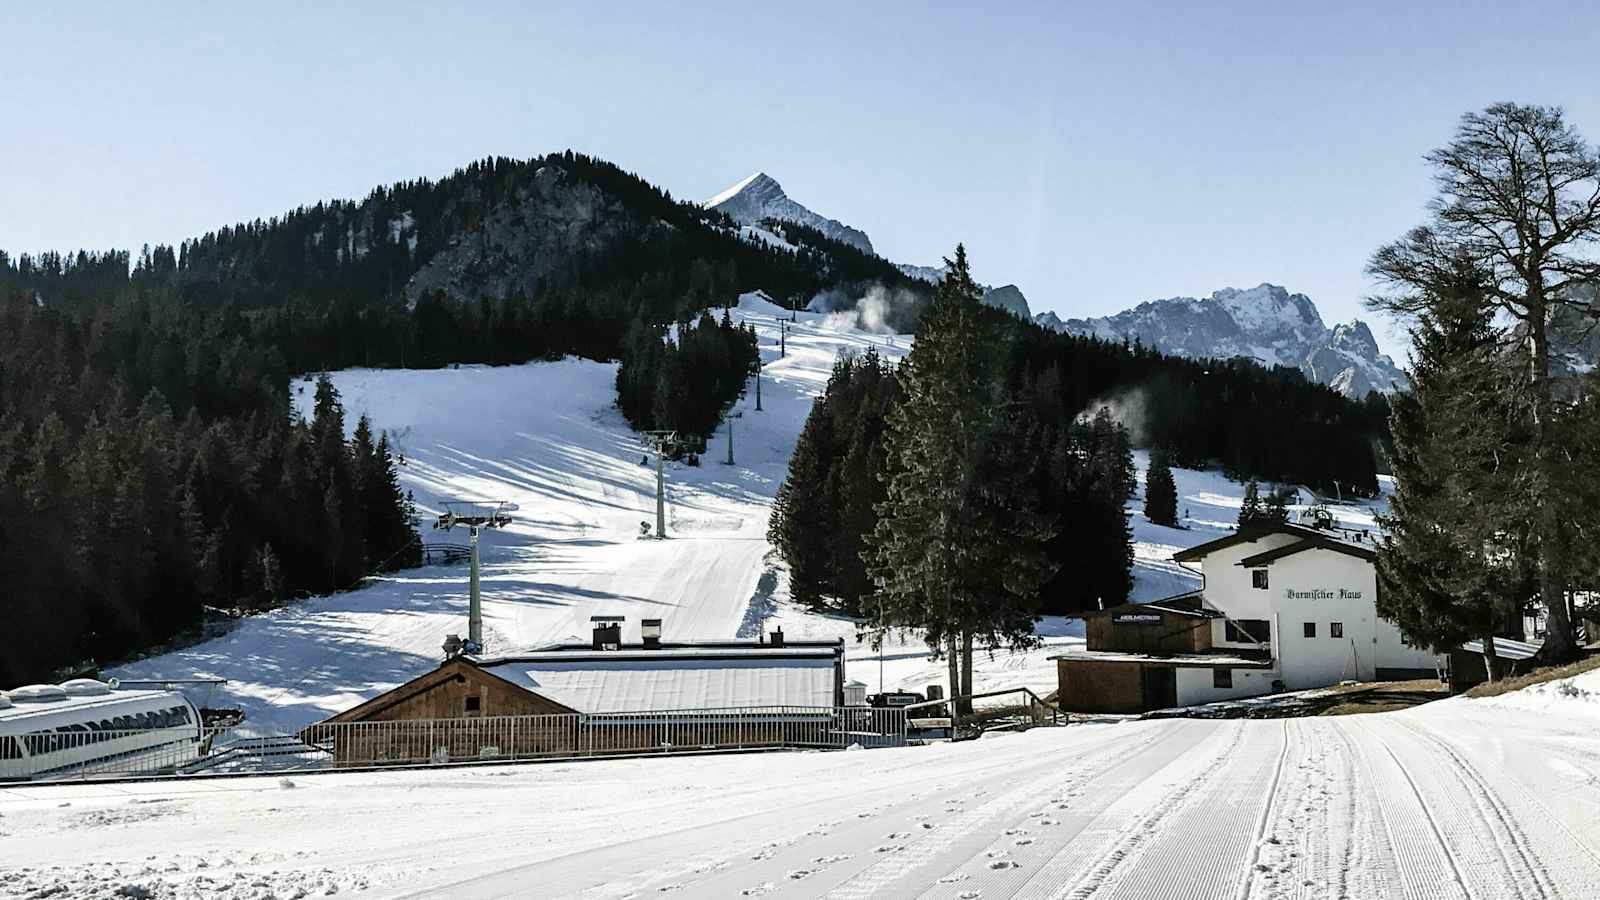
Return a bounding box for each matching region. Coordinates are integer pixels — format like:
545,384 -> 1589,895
864,246 -> 1055,708
1144,447 -> 1179,527
1375,263 -> 1533,676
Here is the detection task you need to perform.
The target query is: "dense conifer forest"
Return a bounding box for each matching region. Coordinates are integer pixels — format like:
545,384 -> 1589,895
0,291 -> 419,684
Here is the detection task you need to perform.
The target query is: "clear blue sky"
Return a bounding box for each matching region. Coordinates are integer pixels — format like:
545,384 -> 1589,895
7,2 -> 1600,359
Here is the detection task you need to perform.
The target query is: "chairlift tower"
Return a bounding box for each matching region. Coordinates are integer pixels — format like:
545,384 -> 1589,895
754,353 -> 763,411
434,499 -> 513,650
724,410 -> 743,465
642,430 -> 677,538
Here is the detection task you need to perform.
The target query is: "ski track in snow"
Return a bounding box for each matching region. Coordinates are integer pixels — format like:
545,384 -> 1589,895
14,711 -> 1600,898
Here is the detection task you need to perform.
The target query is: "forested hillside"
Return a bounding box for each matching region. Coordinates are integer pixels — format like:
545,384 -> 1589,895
0,292 -> 419,685
1006,325 -> 1387,497
0,153 -> 930,374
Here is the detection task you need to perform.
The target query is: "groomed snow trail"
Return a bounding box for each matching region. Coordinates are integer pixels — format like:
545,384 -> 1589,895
9,703 -> 1600,899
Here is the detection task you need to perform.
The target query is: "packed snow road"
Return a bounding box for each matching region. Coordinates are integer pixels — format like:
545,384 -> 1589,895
5,690 -> 1599,899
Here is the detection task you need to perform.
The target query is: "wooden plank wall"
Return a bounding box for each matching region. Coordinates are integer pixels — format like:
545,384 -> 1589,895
1085,610 -> 1211,655
1057,659 -> 1146,714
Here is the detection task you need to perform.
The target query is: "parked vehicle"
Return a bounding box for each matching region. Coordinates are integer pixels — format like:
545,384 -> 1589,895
867,691 -> 925,709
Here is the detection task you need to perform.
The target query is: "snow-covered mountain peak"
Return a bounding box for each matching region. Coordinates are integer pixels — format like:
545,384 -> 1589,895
1330,319 -> 1380,358
705,172 -> 874,255
1213,283 -> 1325,335
1042,284 -> 1407,397
704,172 -> 783,209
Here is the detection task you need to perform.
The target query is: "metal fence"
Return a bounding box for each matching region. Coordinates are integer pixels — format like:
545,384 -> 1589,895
3,706 -> 907,783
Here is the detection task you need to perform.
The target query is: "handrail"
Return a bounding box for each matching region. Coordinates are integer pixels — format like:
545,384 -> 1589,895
900,686 -> 1067,736
901,685 -> 1062,715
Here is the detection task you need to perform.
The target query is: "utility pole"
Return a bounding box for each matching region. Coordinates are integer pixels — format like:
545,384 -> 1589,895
642,431 -> 677,538
780,321 -> 787,357
755,354 -> 763,411
724,411 -> 742,465
434,500 -> 513,652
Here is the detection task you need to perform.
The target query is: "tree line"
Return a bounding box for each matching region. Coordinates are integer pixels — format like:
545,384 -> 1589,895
0,291 -> 419,685
1003,326 -> 1386,498
1371,102 -> 1600,671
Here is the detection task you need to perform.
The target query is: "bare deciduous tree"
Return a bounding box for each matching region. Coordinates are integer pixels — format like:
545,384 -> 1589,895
1369,102 -> 1600,661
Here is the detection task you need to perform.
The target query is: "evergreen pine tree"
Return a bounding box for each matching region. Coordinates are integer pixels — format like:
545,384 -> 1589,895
1144,447 -> 1179,527
1237,479 -> 1263,527
864,245 -> 1055,707
1375,263 -> 1531,675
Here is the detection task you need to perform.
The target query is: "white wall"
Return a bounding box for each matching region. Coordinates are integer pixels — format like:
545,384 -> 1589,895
1375,616 -> 1443,674
1194,533 -> 1301,621
1174,665 -> 1275,706
1202,545 -> 1443,691
1265,551 -> 1380,689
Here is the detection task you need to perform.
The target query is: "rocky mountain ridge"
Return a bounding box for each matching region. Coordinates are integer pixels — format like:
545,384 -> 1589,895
1044,284 -> 1406,397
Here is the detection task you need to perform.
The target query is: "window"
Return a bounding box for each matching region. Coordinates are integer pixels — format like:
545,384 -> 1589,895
1251,569 -> 1269,590
1225,619 -> 1272,644
0,736 -> 19,760
1303,622 -> 1317,639
464,695 -> 482,714
1213,668 -> 1233,689
1330,622 -> 1344,639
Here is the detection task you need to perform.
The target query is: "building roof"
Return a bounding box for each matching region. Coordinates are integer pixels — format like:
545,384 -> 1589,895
1172,521 -> 1375,563
317,638 -> 845,725
1460,637 -> 1542,660
481,654 -> 837,714
1087,596 -> 1222,620
1235,536 -> 1376,567
474,642 -> 841,665
0,687 -> 188,729
1050,650 -> 1274,668
315,658 -> 574,726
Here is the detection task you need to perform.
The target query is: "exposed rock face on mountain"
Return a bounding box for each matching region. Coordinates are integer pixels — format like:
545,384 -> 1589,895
1043,283 -> 1406,397
706,173 -> 874,255
981,285 -> 1032,319
896,262 -> 946,284
896,263 -> 1034,320
407,165 -> 637,302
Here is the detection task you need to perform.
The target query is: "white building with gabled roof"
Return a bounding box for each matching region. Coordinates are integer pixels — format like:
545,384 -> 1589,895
1054,521 -> 1442,713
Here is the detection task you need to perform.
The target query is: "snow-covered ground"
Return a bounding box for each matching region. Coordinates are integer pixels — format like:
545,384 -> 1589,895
9,293 -> 1600,898
6,675 -> 1600,899
101,291 -> 1386,733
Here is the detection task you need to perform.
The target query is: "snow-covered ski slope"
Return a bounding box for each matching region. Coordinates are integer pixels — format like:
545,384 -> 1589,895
7,675 -> 1600,898
105,291 -> 1388,733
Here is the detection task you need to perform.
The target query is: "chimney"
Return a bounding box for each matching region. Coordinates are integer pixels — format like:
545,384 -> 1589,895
641,618 -> 662,650
770,626 -> 785,648
590,615 -> 623,651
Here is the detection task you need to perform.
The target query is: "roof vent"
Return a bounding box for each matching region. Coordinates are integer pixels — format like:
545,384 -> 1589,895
11,684 -> 68,703
60,678 -> 113,697
770,626 -> 785,648
641,618 -> 662,650
590,615 -> 624,651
